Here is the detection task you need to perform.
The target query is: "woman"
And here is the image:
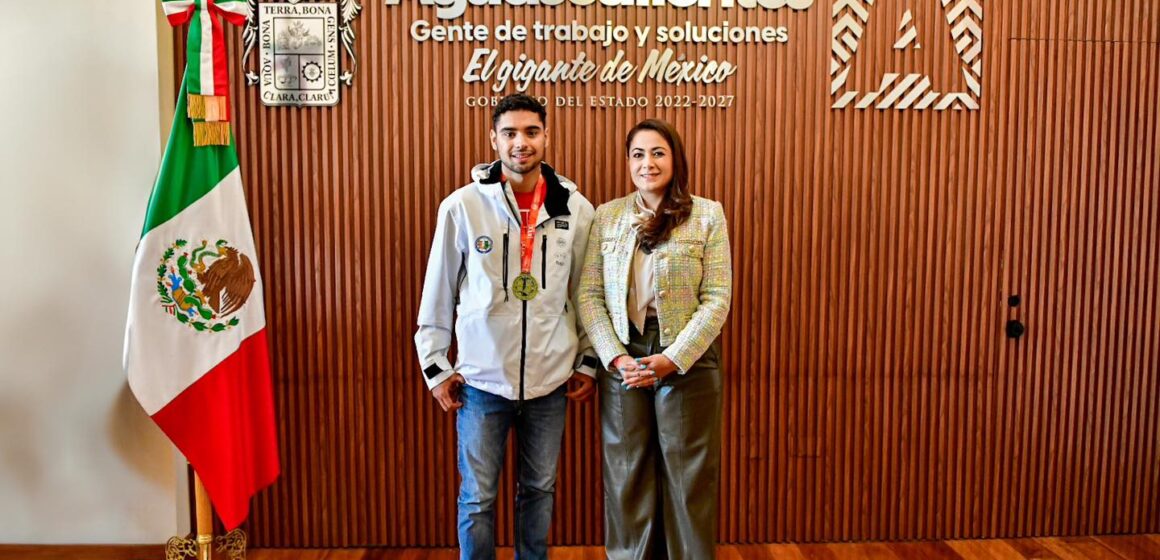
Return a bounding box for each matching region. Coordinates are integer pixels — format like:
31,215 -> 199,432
578,119 -> 732,559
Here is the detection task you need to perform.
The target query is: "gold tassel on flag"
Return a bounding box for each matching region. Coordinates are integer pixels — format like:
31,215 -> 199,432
166,0 -> 248,148
189,93 -> 231,145
193,122 -> 231,147
203,96 -> 227,122
187,93 -> 205,119
187,94 -> 229,121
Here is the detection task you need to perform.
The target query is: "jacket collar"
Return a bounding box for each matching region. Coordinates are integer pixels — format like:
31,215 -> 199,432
478,161 -> 572,219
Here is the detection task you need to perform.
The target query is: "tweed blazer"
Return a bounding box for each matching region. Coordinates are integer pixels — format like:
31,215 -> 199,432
577,194 -> 732,372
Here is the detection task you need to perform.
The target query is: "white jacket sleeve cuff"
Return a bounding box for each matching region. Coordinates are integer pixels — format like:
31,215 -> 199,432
573,353 -> 600,378
421,356 -> 456,390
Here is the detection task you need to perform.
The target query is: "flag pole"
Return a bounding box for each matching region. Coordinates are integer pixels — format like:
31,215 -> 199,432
194,474 -> 214,560
165,472 -> 249,560
194,473 -> 250,560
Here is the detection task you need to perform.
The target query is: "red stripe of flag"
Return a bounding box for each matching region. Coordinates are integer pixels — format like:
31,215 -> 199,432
151,329 -> 280,530
210,3 -> 230,104
166,6 -> 195,27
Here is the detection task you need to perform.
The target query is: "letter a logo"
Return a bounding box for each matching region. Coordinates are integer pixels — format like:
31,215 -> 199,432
830,0 -> 983,111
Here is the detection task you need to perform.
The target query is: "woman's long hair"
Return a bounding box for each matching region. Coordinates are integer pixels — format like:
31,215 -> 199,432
626,119 -> 693,252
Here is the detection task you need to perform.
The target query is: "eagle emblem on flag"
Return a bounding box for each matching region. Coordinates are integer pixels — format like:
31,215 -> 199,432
156,239 -> 256,332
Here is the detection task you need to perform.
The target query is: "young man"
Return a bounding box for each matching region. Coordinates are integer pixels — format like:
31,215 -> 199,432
414,93 -> 599,560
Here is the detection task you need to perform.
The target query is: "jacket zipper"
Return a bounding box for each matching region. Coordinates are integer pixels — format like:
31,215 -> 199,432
454,253 -> 466,305
500,189 -> 529,412
519,299 -> 527,412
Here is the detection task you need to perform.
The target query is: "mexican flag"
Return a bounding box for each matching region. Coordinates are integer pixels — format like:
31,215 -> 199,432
123,79 -> 279,530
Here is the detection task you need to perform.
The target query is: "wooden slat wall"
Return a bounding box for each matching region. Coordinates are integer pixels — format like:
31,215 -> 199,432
172,0 -> 1160,547
996,1 -> 1160,540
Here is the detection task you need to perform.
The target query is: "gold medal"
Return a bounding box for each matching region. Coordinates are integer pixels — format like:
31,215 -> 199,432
508,176 -> 546,303
512,273 -> 539,301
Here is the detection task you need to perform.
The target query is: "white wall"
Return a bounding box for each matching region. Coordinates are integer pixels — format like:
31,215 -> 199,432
0,1 -> 179,543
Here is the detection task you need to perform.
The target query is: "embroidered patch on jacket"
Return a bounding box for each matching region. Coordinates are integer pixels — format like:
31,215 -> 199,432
555,220 -> 569,230
475,236 -> 493,254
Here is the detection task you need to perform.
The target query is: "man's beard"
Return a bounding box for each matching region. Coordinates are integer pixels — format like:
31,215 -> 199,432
502,154 -> 539,175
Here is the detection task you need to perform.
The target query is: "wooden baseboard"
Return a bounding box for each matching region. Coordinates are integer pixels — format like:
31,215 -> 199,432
3,536 -> 1159,560
0,545 -> 165,560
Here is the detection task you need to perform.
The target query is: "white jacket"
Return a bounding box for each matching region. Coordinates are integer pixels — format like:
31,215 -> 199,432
415,161 -> 599,401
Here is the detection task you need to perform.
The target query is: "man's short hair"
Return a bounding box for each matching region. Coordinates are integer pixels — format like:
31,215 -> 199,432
492,94 -> 547,129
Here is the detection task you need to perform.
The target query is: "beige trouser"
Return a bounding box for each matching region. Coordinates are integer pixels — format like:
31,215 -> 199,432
600,318 -> 723,560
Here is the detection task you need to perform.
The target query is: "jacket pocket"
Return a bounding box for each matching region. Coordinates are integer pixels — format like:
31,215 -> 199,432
672,240 -> 704,259
532,228 -> 572,316
661,241 -> 705,290
541,234 -> 548,290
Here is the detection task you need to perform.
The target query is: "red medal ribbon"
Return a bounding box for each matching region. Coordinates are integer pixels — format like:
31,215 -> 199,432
517,176 -> 547,275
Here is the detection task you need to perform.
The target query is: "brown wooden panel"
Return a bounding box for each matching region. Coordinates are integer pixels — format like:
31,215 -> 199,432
170,0 -> 1160,547
995,14 -> 1160,540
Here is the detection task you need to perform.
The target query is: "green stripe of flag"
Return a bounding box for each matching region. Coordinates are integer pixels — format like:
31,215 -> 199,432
186,4 -> 203,93
142,79 -> 239,237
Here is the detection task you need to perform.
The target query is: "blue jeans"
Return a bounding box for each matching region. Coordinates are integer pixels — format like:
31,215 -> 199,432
456,384 -> 567,560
